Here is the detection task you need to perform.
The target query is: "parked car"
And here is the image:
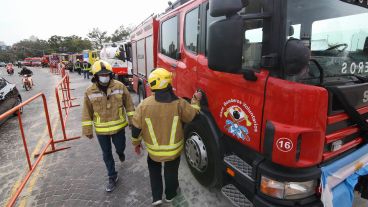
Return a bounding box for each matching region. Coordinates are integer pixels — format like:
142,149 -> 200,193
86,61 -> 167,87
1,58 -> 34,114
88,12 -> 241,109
0,77 -> 22,125
0,62 -> 6,67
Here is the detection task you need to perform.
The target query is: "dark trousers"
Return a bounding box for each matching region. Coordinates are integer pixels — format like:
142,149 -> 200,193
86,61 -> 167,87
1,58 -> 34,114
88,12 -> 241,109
83,70 -> 90,79
96,129 -> 126,178
147,156 -> 181,202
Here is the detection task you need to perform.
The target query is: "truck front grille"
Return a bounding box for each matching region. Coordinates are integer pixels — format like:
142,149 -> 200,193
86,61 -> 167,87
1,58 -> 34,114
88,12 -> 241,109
323,107 -> 367,161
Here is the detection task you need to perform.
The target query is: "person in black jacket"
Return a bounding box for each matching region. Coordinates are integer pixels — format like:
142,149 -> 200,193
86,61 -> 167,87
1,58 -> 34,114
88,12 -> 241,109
19,67 -> 34,86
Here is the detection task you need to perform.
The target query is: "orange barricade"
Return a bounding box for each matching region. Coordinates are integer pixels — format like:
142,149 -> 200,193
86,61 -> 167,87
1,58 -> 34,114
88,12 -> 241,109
49,66 -> 57,75
2,67 -> 81,206
54,70 -> 80,142
49,65 -> 60,75
0,93 -> 71,207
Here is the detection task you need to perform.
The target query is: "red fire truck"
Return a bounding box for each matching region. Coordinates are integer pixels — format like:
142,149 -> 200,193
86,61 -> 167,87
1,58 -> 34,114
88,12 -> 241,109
23,57 -> 42,67
130,0 -> 368,206
41,55 -> 49,68
100,42 -> 133,89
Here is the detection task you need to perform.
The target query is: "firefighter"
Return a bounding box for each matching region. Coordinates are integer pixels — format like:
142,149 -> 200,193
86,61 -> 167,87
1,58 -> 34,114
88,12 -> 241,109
82,60 -> 92,79
82,60 -> 135,192
75,59 -> 82,75
131,68 -> 202,206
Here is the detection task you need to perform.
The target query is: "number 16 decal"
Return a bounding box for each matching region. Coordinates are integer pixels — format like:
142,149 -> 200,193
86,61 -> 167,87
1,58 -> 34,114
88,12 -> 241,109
276,138 -> 294,152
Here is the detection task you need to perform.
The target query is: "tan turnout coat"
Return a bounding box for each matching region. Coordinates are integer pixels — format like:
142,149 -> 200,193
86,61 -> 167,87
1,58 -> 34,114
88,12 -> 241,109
82,80 -> 135,136
131,96 -> 200,162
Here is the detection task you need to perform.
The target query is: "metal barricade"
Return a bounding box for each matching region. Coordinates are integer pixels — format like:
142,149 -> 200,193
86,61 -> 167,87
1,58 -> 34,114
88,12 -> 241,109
3,67 -> 81,206
0,93 -> 70,207
54,70 -> 80,142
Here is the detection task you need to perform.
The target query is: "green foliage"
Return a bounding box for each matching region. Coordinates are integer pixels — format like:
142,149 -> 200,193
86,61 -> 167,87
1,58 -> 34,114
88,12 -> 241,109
87,28 -> 109,49
48,35 -> 92,53
1,35 -> 93,62
87,25 -> 133,49
110,25 -> 133,43
0,51 -> 17,63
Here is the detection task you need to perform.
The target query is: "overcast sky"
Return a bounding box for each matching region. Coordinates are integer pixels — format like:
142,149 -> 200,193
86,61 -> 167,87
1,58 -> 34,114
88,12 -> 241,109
0,0 -> 170,45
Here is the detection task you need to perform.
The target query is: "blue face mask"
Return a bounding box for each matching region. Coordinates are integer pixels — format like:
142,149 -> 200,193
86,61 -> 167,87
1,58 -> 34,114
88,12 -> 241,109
98,76 -> 110,84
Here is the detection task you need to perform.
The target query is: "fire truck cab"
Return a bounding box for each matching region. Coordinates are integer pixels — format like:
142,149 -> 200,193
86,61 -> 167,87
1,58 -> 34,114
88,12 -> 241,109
82,50 -> 99,65
130,0 -> 368,206
100,42 -> 133,88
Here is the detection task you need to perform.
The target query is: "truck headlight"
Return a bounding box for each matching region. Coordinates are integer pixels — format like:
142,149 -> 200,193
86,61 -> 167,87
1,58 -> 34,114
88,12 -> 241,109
260,176 -> 317,199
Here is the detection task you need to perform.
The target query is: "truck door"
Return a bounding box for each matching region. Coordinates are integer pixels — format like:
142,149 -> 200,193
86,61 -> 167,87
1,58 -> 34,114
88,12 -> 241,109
196,4 -> 269,151
157,13 -> 180,93
175,6 -> 200,98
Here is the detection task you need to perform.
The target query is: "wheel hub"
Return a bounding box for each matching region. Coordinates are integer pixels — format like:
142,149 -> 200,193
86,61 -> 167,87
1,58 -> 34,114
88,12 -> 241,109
185,133 -> 208,172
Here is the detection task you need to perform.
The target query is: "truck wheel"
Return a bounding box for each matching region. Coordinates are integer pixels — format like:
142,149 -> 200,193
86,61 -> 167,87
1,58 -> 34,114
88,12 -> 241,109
138,85 -> 145,103
184,117 -> 222,187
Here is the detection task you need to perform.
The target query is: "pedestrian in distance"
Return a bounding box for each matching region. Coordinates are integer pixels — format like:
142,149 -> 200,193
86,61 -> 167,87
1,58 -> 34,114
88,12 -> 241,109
75,59 -> 82,75
131,68 -> 202,206
57,61 -> 65,73
82,60 -> 92,79
67,60 -> 74,73
82,60 -> 135,192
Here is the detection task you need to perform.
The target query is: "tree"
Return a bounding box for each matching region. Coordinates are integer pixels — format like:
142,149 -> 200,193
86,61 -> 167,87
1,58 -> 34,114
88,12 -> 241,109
12,39 -> 50,59
8,35 -> 92,61
0,51 -> 17,63
110,25 -> 133,42
87,28 -> 109,49
48,35 -> 64,52
61,36 -> 92,53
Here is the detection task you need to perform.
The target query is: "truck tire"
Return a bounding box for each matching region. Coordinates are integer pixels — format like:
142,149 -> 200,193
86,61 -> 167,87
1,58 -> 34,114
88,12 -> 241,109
138,84 -> 145,103
184,117 -> 222,187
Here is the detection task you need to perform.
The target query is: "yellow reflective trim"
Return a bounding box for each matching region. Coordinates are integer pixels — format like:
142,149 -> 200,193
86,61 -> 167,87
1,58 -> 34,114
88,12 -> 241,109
82,121 -> 93,126
93,110 -> 126,127
169,116 -> 179,145
191,104 -> 200,110
131,137 -> 142,142
145,139 -> 183,151
94,112 -> 101,123
119,108 -> 124,119
145,118 -> 159,146
94,119 -> 127,127
95,122 -> 128,133
146,144 -> 184,157
127,111 -> 135,116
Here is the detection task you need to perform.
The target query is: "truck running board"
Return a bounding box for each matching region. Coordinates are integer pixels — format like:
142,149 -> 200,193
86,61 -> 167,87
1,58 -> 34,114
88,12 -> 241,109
224,155 -> 254,181
221,184 -> 253,207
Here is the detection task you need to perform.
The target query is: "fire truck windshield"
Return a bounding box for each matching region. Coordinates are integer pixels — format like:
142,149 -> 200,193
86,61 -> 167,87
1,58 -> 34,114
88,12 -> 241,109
287,0 -> 368,81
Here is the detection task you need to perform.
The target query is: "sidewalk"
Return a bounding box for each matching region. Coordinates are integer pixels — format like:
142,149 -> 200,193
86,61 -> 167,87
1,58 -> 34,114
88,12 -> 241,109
15,72 -> 231,207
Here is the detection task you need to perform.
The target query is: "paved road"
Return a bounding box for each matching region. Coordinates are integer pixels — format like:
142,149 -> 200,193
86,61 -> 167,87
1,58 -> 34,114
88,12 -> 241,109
0,66 -> 61,207
0,67 -> 366,207
0,68 -> 231,207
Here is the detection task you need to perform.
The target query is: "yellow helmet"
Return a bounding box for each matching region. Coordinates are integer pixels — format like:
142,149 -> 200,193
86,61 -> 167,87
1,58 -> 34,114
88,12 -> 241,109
148,68 -> 172,90
91,60 -> 113,75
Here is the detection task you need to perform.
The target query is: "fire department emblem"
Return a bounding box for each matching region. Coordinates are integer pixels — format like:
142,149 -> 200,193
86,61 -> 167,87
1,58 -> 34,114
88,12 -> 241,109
220,99 -> 258,142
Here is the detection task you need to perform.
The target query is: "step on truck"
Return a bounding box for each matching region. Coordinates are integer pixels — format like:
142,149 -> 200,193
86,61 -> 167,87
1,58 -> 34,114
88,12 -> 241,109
130,0 -> 368,206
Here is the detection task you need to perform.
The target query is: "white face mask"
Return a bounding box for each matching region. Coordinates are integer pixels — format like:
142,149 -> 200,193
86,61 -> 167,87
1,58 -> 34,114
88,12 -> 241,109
98,76 -> 110,84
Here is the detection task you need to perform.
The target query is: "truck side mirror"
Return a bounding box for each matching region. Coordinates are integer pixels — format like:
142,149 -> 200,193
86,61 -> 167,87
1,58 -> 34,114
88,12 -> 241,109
209,0 -> 246,17
208,15 -> 244,73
